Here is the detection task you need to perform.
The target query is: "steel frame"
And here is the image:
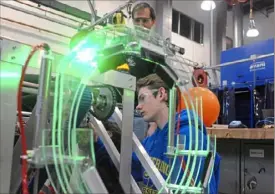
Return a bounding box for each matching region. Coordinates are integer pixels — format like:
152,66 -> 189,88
0,32 -> 218,194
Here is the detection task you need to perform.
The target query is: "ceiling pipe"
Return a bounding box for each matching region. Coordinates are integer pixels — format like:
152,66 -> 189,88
232,3 -> 244,47
1,17 -> 71,39
87,0 -> 97,24
0,1 -> 79,29
14,0 -> 82,24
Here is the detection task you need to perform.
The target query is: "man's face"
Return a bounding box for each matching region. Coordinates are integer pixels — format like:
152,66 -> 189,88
133,7 -> 155,29
136,86 -> 166,122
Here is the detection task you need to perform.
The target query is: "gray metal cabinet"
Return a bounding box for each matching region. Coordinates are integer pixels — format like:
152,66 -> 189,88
217,140 -> 274,194
217,140 -> 241,194
241,143 -> 274,194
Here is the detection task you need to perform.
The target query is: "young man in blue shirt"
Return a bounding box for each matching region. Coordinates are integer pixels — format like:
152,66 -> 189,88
95,73 -> 221,194
131,73 -> 221,194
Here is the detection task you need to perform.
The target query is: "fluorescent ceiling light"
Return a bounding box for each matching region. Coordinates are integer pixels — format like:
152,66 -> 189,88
201,0 -> 216,11
246,19 -> 259,37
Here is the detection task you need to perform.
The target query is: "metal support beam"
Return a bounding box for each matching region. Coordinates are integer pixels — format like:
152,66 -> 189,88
33,50 -> 53,148
119,90 -> 135,193
87,70 -> 141,193
0,63 -> 21,194
90,116 -> 142,194
87,0 -> 96,24
82,167 -> 108,194
113,108 -> 169,193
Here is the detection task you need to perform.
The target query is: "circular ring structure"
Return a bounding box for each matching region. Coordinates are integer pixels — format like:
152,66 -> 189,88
43,24 -> 217,194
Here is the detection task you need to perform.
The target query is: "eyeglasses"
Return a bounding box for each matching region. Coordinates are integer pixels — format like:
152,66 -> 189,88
137,89 -> 159,105
133,17 -> 151,24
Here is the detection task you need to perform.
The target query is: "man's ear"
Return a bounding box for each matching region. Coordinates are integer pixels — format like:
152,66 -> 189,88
151,19 -> 156,27
159,87 -> 167,100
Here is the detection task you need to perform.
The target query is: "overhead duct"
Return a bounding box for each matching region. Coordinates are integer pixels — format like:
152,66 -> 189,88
232,3 -> 244,47
216,1 -> 228,65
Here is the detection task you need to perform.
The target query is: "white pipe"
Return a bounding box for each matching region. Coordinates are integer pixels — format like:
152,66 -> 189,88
209,4 -> 219,85
87,0 -> 96,24
14,0 -> 82,24
16,111 -> 32,116
204,53 -> 274,70
23,81 -> 39,88
232,3 -> 243,47
0,1 -> 79,29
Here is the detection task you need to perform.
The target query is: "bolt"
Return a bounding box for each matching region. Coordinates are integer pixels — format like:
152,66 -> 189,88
12,46 -> 16,50
11,56 -> 15,60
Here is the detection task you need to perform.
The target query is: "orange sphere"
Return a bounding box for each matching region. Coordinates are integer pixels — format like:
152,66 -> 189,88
180,87 -> 220,127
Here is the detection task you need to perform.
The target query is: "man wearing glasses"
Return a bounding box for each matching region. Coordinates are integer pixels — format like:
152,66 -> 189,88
132,2 -> 156,30
132,73 -> 221,194
131,2 -> 157,139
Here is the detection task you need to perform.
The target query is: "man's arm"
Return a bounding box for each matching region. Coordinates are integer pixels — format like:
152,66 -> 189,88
131,152 -> 143,181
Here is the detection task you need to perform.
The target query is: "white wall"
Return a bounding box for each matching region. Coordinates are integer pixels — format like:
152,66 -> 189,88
171,1 -> 212,67
226,10 -> 274,45
170,1 -> 224,86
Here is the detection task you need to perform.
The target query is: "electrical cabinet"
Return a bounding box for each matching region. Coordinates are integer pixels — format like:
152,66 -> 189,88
242,143 -> 274,194
217,140 -> 274,194
217,140 -> 241,194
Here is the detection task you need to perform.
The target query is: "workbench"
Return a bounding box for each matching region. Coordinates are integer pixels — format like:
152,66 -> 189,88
207,127 -> 274,139
207,126 -> 274,194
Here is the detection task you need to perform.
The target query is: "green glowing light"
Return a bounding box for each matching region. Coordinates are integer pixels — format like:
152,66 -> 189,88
41,24 -> 216,193
0,72 -> 20,78
75,48 -> 97,63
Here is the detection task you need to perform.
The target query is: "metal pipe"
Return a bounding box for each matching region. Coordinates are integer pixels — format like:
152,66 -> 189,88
87,0 -> 96,24
82,0 -> 135,31
209,9 -> 213,67
23,81 -> 39,88
209,5 -> 219,85
0,1 -> 79,29
1,17 -> 71,39
14,0 -> 83,24
33,48 -> 53,148
22,87 -> 38,94
232,3 -> 243,47
16,111 -> 32,116
203,53 -> 274,70
167,86 -> 177,157
113,108 -> 168,193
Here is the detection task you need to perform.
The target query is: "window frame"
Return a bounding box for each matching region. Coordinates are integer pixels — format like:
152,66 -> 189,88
172,9 -> 204,45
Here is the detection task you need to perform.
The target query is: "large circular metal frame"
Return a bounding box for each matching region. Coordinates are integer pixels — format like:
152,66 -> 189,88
43,24 -> 217,194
